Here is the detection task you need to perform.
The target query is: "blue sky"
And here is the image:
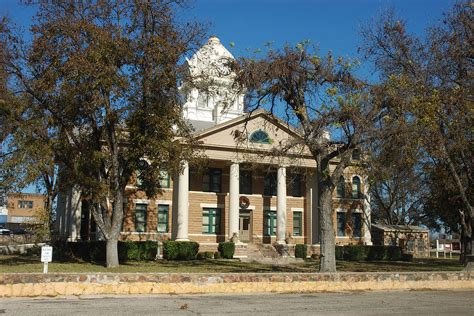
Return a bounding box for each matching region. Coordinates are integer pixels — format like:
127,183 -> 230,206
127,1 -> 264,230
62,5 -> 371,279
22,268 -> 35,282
1,0 -> 454,193
2,0 -> 454,79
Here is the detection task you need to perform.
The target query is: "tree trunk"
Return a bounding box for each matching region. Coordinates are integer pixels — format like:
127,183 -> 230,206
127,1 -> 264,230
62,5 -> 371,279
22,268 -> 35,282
319,188 -> 336,272
464,217 -> 474,271
106,238 -> 119,268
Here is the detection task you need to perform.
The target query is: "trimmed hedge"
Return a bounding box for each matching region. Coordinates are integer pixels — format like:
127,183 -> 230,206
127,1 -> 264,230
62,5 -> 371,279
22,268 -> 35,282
295,244 -> 307,259
197,251 -> 215,260
163,241 -> 199,260
336,245 -> 404,261
51,240 -> 157,263
218,242 -> 235,259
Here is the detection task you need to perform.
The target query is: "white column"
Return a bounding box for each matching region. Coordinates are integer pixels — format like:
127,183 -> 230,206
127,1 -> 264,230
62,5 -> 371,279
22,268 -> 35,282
276,166 -> 287,244
363,176 -> 372,245
176,160 -> 189,241
229,162 -> 240,241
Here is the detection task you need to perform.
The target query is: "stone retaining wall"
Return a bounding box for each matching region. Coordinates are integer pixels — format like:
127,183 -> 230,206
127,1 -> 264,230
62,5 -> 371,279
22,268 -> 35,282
1,272 -> 473,297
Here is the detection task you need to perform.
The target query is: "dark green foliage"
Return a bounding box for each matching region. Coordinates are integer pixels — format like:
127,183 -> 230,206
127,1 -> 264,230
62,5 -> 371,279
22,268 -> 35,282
335,246 -> 345,260
386,246 -> 403,261
163,241 -> 199,260
218,242 -> 235,259
50,241 -> 157,263
214,251 -> 222,259
336,245 -> 404,261
163,241 -> 179,260
295,244 -> 307,259
402,253 -> 414,262
343,245 -> 369,261
197,251 -> 215,260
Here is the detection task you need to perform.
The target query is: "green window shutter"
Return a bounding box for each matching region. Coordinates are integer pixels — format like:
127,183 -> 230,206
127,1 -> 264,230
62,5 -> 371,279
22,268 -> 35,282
351,212 -> 361,237
157,204 -> 169,233
135,203 -> 147,232
202,208 -> 221,234
293,211 -> 302,236
337,212 -> 346,237
264,211 -> 277,236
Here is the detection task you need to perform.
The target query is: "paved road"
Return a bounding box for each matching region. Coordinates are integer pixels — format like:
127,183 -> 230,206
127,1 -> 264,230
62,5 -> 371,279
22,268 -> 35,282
1,290 -> 473,315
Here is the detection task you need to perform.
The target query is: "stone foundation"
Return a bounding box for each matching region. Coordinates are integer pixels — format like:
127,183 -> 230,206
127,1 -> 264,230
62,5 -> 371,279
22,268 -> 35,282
0,271 -> 472,297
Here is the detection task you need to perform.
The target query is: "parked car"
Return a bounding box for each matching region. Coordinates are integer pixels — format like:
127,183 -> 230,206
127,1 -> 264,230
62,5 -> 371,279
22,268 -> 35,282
0,228 -> 12,235
12,227 -> 30,235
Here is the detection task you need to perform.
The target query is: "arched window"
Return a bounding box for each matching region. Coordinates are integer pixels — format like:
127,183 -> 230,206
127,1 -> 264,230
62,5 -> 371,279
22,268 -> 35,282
249,130 -> 271,144
136,159 -> 149,186
336,176 -> 345,198
352,176 -> 361,199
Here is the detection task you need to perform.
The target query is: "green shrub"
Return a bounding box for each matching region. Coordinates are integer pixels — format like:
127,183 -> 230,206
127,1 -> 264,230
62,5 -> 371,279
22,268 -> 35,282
197,252 -> 206,260
343,245 -> 370,261
163,241 -> 199,260
163,241 -> 179,260
367,245 -> 386,261
386,246 -> 403,261
335,246 -> 345,260
204,251 -> 214,259
218,242 -> 235,259
214,251 -> 222,259
402,253 -> 413,262
177,241 -> 199,260
295,244 -> 307,259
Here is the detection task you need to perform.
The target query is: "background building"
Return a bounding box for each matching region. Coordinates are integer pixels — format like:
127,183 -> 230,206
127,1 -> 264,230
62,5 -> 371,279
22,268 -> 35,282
371,224 -> 430,258
2,193 -> 45,228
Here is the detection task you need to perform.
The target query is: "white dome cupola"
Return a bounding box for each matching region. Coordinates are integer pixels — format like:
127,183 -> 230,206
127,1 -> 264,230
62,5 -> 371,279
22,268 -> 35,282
182,36 -> 245,128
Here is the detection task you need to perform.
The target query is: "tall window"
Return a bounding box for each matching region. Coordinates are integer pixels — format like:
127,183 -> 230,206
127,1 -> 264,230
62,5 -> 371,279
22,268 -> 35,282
264,211 -> 277,236
352,149 -> 361,160
352,213 -> 361,238
264,171 -> 277,196
250,130 -> 271,144
18,200 -> 33,208
337,212 -> 346,237
336,176 -> 345,198
159,171 -> 170,189
293,211 -> 303,236
203,168 -> 222,193
292,174 -> 303,197
407,239 -> 414,252
157,204 -> 169,233
202,208 -> 221,234
240,170 -> 253,195
352,176 -> 361,199
136,159 -> 149,186
417,238 -> 425,253
135,203 -> 147,232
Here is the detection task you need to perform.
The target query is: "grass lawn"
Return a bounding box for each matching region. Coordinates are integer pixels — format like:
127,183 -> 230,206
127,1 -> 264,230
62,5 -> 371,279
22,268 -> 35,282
0,255 -> 464,274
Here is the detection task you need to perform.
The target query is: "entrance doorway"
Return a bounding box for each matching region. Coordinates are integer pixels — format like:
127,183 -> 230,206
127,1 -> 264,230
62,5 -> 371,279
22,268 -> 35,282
239,211 -> 251,242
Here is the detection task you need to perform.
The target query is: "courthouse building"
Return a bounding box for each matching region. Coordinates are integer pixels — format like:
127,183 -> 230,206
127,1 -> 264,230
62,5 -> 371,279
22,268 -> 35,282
56,36 -> 372,253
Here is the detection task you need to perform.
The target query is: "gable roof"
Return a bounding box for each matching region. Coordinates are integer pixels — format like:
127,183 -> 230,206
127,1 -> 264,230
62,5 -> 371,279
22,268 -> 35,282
191,109 -> 303,141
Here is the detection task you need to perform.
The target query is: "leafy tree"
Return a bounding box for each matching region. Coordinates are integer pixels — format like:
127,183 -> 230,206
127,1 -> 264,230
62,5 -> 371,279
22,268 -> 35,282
236,46 -> 381,272
0,17 -> 58,233
361,2 -> 473,265
2,0 -> 204,267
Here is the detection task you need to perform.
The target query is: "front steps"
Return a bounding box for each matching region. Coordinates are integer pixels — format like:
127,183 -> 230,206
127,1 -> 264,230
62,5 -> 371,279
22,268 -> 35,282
240,242 -> 304,265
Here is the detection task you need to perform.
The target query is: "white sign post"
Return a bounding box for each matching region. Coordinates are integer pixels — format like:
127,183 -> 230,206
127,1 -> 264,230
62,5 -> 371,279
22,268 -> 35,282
41,245 -> 53,273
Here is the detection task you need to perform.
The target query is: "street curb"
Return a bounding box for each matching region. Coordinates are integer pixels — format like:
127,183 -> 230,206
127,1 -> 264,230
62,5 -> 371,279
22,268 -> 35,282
1,271 -> 473,297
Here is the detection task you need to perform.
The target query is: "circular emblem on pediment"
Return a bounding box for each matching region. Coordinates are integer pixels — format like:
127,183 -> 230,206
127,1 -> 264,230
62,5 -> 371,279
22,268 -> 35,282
239,196 -> 250,209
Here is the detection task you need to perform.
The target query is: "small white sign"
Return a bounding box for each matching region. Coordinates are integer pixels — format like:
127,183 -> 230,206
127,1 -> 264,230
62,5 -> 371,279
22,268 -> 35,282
41,246 -> 53,263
